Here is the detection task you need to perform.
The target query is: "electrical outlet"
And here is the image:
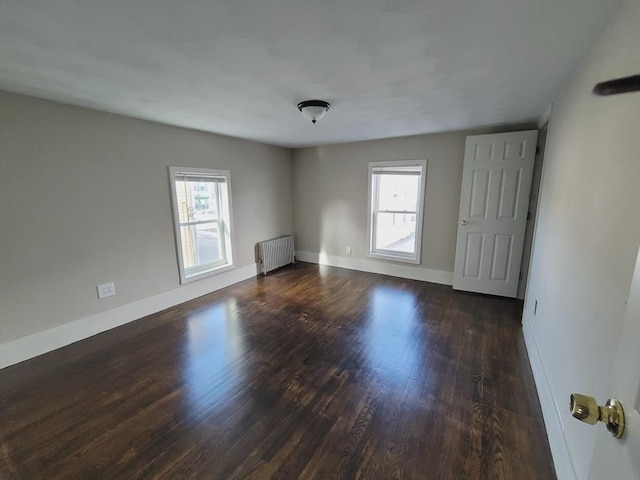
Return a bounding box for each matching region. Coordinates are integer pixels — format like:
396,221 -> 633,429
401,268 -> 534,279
346,246 -> 352,255
97,282 -> 116,299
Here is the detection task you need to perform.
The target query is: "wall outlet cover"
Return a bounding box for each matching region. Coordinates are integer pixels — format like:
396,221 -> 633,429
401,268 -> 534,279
97,282 -> 116,299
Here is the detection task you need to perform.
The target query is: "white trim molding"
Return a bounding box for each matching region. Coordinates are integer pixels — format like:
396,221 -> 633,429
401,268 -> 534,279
0,263 -> 258,369
538,103 -> 553,129
296,250 -> 453,285
168,166 -> 235,284
367,159 -> 428,265
522,311 -> 576,480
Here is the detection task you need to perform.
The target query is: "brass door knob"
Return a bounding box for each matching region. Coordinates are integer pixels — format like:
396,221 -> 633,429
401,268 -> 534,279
570,393 -> 625,438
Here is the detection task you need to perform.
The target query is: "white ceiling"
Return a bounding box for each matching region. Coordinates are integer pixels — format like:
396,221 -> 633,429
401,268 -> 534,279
0,0 -> 622,148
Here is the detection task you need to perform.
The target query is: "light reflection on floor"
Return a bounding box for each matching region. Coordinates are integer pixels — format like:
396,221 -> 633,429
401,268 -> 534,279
182,298 -> 246,417
365,285 -> 424,383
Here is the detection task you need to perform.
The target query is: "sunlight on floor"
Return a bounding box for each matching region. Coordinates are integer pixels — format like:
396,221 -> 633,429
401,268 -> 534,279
365,286 -> 424,384
183,298 -> 245,417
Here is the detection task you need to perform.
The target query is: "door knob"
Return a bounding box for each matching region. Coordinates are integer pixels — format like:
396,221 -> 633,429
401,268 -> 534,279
570,393 -> 625,438
457,220 -> 468,225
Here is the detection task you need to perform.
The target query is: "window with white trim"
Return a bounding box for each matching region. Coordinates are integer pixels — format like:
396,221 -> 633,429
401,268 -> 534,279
368,160 -> 427,264
168,167 -> 234,283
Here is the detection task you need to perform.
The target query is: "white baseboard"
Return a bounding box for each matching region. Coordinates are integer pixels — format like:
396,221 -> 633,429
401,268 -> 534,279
522,312 -> 576,480
296,250 -> 453,285
0,263 -> 258,369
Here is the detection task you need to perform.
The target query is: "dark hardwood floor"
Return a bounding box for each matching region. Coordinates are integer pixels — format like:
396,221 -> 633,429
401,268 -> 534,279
0,262 -> 556,479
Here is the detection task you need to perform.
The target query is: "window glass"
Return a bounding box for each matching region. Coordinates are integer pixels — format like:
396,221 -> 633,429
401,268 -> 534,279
376,174 -> 420,212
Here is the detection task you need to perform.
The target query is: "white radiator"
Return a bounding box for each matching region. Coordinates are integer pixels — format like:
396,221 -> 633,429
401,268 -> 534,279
257,235 -> 295,275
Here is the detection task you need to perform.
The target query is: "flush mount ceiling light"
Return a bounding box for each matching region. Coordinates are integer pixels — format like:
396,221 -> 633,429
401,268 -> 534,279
297,100 -> 330,124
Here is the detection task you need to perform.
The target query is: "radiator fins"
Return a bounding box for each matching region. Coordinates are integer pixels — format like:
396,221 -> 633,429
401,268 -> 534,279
257,235 -> 295,275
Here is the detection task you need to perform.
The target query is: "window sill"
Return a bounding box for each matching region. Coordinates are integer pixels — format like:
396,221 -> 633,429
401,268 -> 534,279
181,263 -> 235,285
367,251 -> 421,265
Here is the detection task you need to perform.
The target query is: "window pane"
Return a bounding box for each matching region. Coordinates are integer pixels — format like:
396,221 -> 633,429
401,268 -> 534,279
179,222 -> 223,270
376,174 -> 419,212
374,212 -> 417,253
174,179 -> 220,223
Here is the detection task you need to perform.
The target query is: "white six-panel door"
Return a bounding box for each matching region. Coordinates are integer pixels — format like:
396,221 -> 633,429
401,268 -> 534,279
453,130 -> 538,297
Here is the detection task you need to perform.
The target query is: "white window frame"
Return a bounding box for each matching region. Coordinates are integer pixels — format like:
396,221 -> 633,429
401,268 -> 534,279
168,166 -> 235,284
367,159 -> 427,264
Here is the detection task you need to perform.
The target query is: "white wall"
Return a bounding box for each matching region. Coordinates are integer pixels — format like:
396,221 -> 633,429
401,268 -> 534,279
522,1 -> 639,478
292,126 -> 535,283
0,92 -> 292,351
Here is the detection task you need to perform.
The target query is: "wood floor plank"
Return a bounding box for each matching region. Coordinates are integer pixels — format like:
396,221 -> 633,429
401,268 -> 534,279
0,262 -> 556,479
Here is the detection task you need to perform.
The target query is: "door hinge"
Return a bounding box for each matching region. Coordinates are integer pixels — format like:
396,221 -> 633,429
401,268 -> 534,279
536,146 -> 541,155
527,211 -> 532,221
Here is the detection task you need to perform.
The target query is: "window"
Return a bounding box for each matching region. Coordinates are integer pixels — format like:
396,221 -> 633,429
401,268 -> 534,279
368,160 -> 427,264
168,167 -> 234,283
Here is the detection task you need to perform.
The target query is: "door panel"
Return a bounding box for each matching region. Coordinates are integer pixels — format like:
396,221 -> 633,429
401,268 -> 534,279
497,168 -> 522,219
470,170 -> 491,218
474,142 -> 495,162
463,233 -> 484,278
504,140 -> 527,160
453,130 -> 538,297
490,234 -> 513,282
